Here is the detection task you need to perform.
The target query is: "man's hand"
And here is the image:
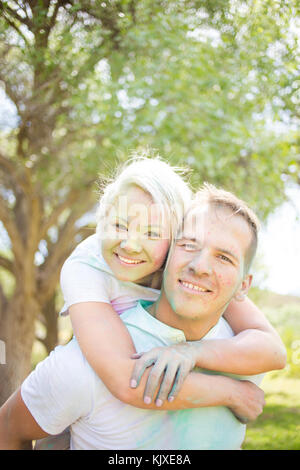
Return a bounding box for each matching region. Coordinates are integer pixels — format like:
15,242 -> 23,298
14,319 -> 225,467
130,343 -> 198,406
229,380 -> 265,423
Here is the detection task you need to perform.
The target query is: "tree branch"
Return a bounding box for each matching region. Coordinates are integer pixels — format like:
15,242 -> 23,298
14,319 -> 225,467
0,282 -> 8,314
74,2 -> 121,49
0,255 -> 14,274
0,1 -> 33,29
15,0 -> 32,24
0,195 -> 25,263
40,188 -> 82,239
0,70 -> 22,113
129,0 -> 137,23
0,153 -> 30,197
26,191 -> 43,260
1,11 -> 31,47
37,194 -> 95,305
48,0 -> 63,31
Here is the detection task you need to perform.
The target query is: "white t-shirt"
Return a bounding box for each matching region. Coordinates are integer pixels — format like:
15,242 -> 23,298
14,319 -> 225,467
60,234 -> 160,316
21,302 -> 263,450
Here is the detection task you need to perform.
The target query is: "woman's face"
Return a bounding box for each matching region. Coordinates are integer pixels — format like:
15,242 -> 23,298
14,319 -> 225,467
101,186 -> 171,284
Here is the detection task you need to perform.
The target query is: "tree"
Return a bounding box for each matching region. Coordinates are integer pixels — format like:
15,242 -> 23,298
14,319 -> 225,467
0,0 -> 298,405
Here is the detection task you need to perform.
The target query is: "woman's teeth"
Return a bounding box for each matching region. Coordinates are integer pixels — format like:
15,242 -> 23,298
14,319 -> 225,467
118,255 -> 143,265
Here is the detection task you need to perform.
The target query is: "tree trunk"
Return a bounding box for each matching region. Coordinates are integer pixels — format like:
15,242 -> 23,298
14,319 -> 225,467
42,295 -> 58,355
0,294 -> 37,406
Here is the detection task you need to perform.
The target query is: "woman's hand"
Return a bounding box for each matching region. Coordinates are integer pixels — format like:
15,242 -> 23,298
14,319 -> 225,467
130,343 -> 198,406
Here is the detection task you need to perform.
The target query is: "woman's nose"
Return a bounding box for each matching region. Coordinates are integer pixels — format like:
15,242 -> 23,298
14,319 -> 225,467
120,238 -> 142,253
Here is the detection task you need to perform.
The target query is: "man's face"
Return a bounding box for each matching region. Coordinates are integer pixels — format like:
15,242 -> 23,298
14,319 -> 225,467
162,204 -> 252,322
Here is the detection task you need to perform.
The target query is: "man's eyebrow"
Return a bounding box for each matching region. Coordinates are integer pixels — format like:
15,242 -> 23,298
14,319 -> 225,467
177,235 -> 239,261
177,233 -> 197,242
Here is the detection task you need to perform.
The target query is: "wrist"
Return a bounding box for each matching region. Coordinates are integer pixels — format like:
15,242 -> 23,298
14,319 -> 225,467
216,375 -> 241,408
186,342 -> 202,367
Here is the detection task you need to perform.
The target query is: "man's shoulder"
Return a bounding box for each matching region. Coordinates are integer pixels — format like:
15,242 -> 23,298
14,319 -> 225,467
217,317 -> 235,338
21,338 -> 95,435
203,316 -> 234,341
41,338 -> 94,385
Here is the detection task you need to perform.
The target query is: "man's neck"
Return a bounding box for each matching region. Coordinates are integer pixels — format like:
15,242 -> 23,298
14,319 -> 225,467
146,293 -> 223,341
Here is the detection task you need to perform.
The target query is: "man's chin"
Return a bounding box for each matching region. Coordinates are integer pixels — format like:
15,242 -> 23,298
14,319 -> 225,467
171,302 -> 204,320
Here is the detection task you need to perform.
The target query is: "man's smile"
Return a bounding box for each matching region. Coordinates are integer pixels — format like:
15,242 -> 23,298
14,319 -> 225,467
178,279 -> 213,294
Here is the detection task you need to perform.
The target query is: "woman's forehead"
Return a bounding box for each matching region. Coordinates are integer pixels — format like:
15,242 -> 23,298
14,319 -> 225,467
109,195 -> 169,226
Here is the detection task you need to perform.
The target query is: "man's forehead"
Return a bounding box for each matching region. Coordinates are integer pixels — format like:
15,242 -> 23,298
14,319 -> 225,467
182,204 -> 242,232
180,204 -> 252,249
180,204 -> 212,236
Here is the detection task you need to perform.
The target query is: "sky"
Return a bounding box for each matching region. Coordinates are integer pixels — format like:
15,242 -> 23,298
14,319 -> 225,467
256,185 -> 300,297
0,91 -> 299,298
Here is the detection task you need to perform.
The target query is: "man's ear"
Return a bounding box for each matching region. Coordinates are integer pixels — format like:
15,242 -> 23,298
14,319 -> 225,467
234,274 -> 253,302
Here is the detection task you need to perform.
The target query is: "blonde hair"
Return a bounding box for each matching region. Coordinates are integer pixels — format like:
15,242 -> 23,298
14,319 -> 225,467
96,150 -> 192,242
188,183 -> 260,273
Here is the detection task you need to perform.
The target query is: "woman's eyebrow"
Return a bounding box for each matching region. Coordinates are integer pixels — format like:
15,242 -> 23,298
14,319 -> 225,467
145,225 -> 162,230
115,216 -> 128,223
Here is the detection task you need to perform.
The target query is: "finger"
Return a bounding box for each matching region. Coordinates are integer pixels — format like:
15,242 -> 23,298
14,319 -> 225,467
167,364 -> 190,401
236,416 -> 249,424
130,354 -> 157,388
143,361 -> 169,403
131,352 -> 144,359
154,363 -> 179,406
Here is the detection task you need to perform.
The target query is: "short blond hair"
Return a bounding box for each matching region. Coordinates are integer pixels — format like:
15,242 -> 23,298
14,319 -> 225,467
96,150 -> 192,242
188,183 -> 260,273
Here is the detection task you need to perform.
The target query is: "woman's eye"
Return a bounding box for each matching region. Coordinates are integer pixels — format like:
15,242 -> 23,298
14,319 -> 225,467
114,222 -> 127,231
147,231 -> 161,238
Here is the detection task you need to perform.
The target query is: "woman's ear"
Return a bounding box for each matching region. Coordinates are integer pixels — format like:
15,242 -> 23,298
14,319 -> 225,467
234,274 -> 253,302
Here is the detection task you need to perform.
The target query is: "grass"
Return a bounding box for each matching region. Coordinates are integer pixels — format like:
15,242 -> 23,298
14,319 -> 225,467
243,374 -> 300,450
243,289 -> 300,450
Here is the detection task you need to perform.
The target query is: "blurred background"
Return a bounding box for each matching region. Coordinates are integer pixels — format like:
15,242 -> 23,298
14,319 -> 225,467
0,0 -> 299,449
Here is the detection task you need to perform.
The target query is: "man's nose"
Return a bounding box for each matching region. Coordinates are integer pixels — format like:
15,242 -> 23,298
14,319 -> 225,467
120,238 -> 142,254
188,252 -> 213,276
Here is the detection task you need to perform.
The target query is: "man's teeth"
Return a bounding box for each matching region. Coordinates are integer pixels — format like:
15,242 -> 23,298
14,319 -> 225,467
118,255 -> 143,264
181,281 -> 209,292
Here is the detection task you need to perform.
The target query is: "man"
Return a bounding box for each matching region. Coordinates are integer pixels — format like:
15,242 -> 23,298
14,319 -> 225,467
0,184 -> 268,450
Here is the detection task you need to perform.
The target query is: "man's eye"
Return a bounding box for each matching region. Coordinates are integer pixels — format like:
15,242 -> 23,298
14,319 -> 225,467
179,243 -> 197,251
218,254 -> 232,264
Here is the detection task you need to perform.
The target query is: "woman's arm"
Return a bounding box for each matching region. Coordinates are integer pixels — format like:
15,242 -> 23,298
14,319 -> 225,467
205,296 -> 287,374
129,297 -> 286,405
69,301 -> 263,421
